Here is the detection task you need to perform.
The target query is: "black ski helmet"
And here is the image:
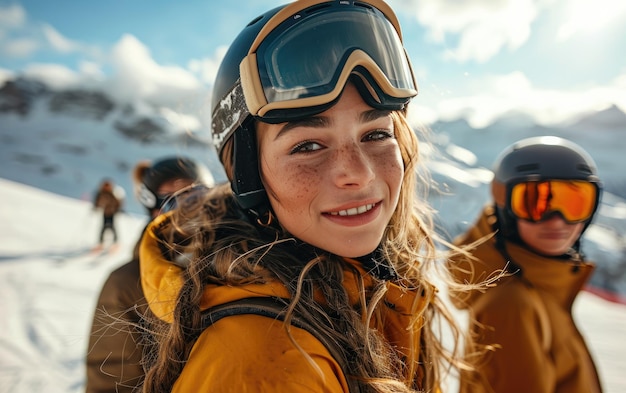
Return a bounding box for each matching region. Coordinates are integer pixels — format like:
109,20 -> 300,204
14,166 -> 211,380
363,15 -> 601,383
210,0 -> 418,220
134,156 -> 213,213
210,4 -> 282,220
491,136 -> 602,239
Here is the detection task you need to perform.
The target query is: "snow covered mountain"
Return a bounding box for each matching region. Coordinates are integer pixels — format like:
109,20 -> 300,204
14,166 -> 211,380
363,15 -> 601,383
1,76 -> 625,300
0,77 -> 223,216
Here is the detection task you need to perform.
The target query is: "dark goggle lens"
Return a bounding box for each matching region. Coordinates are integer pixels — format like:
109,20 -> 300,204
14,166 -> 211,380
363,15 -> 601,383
510,180 -> 597,223
255,5 -> 416,105
158,185 -> 210,215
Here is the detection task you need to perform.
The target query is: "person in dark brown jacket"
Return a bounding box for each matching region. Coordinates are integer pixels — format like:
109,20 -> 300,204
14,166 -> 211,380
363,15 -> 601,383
450,136 -> 603,393
93,179 -> 123,246
85,157 -> 214,393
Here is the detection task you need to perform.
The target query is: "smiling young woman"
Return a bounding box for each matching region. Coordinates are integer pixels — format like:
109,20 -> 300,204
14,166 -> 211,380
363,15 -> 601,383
138,1 -> 475,392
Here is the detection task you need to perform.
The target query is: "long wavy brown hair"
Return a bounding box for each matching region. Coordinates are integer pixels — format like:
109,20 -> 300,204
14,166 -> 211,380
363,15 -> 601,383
141,111 -> 477,393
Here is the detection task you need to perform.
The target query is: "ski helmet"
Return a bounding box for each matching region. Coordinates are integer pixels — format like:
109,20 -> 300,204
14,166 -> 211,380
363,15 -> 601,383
211,0 -> 418,219
133,156 -> 214,212
491,136 -> 602,239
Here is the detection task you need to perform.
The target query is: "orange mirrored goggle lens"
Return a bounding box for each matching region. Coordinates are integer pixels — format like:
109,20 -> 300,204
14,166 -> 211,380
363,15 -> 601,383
510,180 -> 597,223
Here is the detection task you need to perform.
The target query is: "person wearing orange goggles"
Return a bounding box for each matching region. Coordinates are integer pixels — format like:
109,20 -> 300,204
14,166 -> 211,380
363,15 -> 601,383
449,136 -> 604,393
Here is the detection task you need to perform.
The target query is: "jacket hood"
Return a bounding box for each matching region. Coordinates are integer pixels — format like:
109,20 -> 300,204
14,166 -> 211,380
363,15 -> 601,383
450,205 -> 595,310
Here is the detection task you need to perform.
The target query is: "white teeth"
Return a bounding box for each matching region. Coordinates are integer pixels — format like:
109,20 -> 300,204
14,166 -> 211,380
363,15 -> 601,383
330,203 -> 374,216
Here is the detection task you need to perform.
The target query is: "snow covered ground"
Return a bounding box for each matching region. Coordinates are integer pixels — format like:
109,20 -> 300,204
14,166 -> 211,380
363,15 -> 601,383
0,179 -> 144,393
1,178 -> 625,393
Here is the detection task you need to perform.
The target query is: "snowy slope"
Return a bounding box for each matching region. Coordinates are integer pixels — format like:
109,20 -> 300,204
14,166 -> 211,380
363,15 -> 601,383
1,178 -> 625,393
0,179 -> 145,393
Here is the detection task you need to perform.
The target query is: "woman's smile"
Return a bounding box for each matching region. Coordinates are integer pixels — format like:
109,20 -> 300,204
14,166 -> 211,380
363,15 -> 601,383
326,202 -> 377,217
323,201 -> 382,227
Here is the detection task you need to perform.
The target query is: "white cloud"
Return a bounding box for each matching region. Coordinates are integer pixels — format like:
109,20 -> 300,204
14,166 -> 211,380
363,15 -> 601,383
557,0 -> 626,41
106,34 -> 204,108
423,71 -> 626,127
616,73 -> 626,89
398,0 -> 539,63
21,63 -> 82,90
1,37 -> 39,57
41,24 -> 80,53
0,4 -> 38,58
158,107 -> 202,133
19,61 -> 106,91
188,45 -> 228,86
0,5 -> 101,60
78,61 -> 104,80
0,4 -> 26,30
0,68 -> 15,85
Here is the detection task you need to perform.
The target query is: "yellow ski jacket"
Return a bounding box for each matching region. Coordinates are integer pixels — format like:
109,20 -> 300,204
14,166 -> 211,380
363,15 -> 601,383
140,213 -> 433,392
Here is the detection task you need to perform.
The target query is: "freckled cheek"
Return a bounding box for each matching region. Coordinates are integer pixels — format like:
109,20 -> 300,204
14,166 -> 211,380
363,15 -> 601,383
283,164 -> 320,201
374,151 -> 404,189
263,159 -> 322,212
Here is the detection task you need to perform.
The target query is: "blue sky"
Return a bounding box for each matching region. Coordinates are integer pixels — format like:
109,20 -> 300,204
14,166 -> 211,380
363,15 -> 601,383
1,0 -> 626,128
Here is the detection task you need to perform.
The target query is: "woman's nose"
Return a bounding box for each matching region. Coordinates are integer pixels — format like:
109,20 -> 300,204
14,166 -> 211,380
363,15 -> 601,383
330,143 -> 375,188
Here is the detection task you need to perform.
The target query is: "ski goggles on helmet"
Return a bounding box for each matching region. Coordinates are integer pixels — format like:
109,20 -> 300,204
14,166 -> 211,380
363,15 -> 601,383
508,180 -> 599,224
212,0 -> 417,151
136,182 -> 206,213
158,184 -> 211,215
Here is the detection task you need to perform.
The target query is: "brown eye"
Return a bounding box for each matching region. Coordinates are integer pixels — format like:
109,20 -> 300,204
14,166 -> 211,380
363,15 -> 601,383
290,140 -> 324,154
363,130 -> 393,142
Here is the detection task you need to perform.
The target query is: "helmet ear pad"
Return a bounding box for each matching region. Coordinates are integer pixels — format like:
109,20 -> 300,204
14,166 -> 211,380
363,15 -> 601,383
231,118 -> 270,216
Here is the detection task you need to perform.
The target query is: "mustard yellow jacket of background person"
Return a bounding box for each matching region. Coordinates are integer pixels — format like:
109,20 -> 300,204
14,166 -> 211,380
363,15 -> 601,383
450,206 -> 603,393
139,213 -> 433,392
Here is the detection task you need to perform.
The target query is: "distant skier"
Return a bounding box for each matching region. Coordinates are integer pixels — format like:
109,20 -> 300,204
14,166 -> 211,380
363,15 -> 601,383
93,178 -> 124,247
85,157 -> 214,393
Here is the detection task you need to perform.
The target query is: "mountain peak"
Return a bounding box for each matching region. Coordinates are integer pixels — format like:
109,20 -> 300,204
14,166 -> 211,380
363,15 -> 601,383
0,77 -> 49,116
567,104 -> 626,131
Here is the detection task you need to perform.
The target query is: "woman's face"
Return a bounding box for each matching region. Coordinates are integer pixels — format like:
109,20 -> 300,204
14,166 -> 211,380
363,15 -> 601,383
257,83 -> 404,258
517,215 -> 584,256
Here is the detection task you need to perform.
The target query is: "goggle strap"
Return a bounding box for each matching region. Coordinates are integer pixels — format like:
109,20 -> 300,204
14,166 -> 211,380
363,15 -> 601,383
212,78 -> 250,153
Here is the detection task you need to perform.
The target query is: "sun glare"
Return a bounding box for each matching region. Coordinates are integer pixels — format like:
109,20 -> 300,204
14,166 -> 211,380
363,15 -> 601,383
557,0 -> 626,41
